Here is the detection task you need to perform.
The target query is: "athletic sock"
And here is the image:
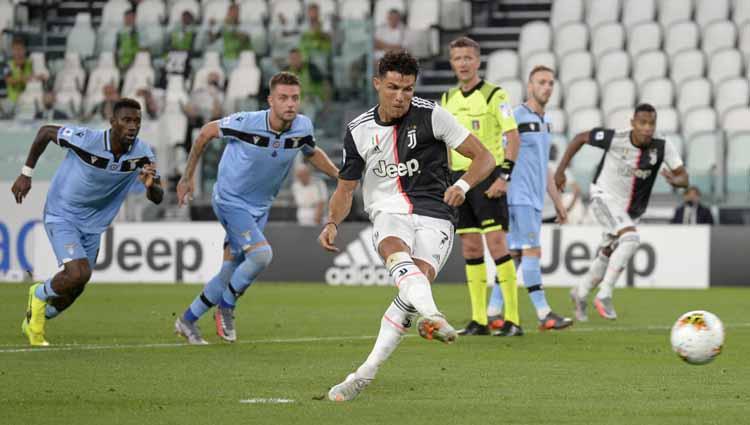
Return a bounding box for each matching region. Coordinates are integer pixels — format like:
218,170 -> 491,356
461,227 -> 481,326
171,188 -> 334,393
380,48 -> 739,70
386,252 -> 439,317
577,254 -> 609,299
220,246 -> 273,309
465,257 -> 487,325
34,278 -> 58,302
183,259 -> 240,323
487,277 -> 504,317
496,255 -> 519,325
356,296 -> 416,380
596,232 -> 640,300
45,304 -> 60,320
521,256 -> 551,320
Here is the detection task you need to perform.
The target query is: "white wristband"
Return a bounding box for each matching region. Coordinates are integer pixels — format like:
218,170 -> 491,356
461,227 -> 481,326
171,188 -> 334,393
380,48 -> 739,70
21,166 -> 33,178
452,178 -> 470,194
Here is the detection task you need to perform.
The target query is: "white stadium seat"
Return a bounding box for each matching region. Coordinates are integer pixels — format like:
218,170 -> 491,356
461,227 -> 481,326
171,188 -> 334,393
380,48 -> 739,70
564,78 -> 599,113
548,79 -> 562,108
733,0 -> 750,27
665,21 -> 700,58
15,80 -> 45,120
101,0 -> 130,29
695,0 -> 729,30
0,0 -> 14,36
622,0 -> 655,30
586,0 -> 620,29
547,107 -> 567,133
739,23 -> 750,57
671,49 -> 706,87
340,0 -> 371,20
682,107 -> 717,140
677,77 -> 712,116
627,22 -> 661,59
85,52 -> 121,114
655,107 -> 679,133
204,0 -> 231,27
714,78 -> 750,119
66,13 -> 96,59
601,78 -> 635,116
122,51 -> 155,98
440,0 -> 471,30
498,79 -> 524,106
30,52 -> 49,81
702,21 -> 737,57
659,0 -> 693,29
193,51 -> 226,92
555,23 -> 589,58
596,50 -> 630,87
567,107 -> 602,136
591,22 -> 624,59
708,48 -> 743,85
136,0 -> 166,26
54,52 -> 86,94
560,50 -> 593,88
239,0 -> 269,24
606,107 -> 632,129
225,51 -> 262,111
407,0 -> 439,29
639,78 -> 674,107
726,133 -> 750,194
164,74 -> 189,110
686,131 -> 720,194
551,0 -> 584,29
722,107 -> 750,135
519,21 -> 552,59
633,50 -> 667,87
486,50 -> 519,82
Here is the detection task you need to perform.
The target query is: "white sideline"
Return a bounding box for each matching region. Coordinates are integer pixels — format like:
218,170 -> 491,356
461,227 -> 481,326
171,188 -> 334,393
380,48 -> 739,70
239,398 -> 295,404
2,323 -> 748,354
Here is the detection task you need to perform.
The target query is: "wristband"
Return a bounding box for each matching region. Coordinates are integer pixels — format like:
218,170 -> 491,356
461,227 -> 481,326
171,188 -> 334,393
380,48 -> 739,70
500,159 -> 515,174
21,166 -> 33,178
324,222 -> 338,230
453,178 -> 471,194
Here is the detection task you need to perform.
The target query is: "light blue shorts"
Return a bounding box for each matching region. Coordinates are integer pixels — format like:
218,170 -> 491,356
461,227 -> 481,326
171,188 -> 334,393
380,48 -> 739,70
507,205 -> 542,251
212,200 -> 269,257
44,220 -> 101,267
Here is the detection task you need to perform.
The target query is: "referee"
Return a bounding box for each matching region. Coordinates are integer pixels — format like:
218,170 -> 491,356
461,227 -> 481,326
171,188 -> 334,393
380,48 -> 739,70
441,36 -> 522,336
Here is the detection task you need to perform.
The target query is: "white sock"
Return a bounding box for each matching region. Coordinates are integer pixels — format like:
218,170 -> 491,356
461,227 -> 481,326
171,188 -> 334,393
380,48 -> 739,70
596,232 -> 640,300
577,254 -> 609,299
386,252 -> 439,317
356,296 -> 416,380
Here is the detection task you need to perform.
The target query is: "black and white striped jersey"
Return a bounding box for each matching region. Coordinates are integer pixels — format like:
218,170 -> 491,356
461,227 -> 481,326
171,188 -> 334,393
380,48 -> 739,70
340,97 -> 470,222
587,128 -> 683,218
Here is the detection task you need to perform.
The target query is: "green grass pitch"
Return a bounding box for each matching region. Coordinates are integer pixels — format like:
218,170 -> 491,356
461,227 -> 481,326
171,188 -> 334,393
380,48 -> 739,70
1,283 -> 748,425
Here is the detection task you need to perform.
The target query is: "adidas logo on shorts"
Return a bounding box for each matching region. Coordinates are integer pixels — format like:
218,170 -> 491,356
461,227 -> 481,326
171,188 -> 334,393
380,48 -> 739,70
325,227 -> 393,286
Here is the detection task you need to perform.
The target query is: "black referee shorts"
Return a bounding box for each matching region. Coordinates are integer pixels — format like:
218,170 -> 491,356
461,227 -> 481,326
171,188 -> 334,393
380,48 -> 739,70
451,168 -> 509,235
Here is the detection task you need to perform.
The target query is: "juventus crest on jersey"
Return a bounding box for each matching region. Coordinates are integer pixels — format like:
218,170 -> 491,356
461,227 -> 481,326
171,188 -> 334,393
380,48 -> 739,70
340,97 -> 470,222
587,128 -> 683,218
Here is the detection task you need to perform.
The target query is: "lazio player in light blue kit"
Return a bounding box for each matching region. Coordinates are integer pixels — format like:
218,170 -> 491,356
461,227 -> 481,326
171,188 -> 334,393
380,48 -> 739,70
174,72 -> 338,344
487,66 -> 573,330
11,98 -> 163,346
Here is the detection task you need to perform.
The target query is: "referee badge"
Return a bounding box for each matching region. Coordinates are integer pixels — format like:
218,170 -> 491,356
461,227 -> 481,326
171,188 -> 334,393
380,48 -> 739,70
472,120 -> 480,130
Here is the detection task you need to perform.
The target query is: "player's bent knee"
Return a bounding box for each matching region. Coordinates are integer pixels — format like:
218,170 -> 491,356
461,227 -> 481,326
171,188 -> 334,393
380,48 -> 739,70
64,260 -> 92,286
245,245 -> 274,270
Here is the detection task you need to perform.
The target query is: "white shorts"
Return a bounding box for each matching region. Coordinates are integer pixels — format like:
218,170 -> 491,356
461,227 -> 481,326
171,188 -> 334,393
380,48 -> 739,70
371,212 -> 455,275
590,194 -> 639,248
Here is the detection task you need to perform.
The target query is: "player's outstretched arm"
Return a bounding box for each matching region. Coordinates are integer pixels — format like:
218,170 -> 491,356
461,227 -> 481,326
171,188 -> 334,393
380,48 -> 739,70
445,134 -> 495,207
306,147 -> 339,179
318,179 -> 358,252
177,121 -> 220,206
11,124 -> 61,204
554,131 -> 590,191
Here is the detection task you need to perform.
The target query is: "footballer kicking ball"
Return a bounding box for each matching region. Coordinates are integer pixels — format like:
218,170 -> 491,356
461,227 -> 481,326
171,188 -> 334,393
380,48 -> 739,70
670,310 -> 724,365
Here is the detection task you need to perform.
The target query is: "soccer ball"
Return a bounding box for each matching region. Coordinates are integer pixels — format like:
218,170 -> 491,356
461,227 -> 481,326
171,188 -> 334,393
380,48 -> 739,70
670,310 -> 724,365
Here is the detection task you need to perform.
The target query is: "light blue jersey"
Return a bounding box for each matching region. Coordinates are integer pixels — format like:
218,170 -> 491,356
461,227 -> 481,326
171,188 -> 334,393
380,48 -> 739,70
507,104 -> 551,211
44,126 -> 156,234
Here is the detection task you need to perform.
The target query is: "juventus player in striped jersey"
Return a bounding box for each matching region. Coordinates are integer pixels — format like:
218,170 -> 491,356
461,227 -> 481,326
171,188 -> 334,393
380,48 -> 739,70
554,104 -> 689,321
318,50 -> 495,401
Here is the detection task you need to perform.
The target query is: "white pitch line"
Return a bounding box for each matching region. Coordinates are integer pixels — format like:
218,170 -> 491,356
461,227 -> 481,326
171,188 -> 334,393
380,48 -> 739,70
1,323 -> 748,354
239,398 -> 295,404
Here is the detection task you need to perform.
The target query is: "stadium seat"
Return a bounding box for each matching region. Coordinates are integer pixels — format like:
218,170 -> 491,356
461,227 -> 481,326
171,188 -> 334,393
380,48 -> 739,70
702,21 -> 737,57
85,52 -> 121,114
682,107 -> 717,140
733,0 -> 750,27
627,22 -> 661,59
655,107 -> 679,133
374,0 -> 406,27
601,78 -> 635,116
55,87 -> 84,118
659,0 -> 693,29
605,106 -> 632,129
739,23 -> 750,57
664,21 -> 699,58
707,48 -> 743,85
204,0 -> 231,27
522,50 -> 556,84
722,106 -> 750,135
54,52 -> 86,94
585,0 -> 620,29
518,21 -> 552,59
560,50 -> 593,88
169,0 -> 201,27
65,13 -> 96,59
406,0 -> 440,58
590,22 -> 624,59
564,78 -> 598,114
547,107 -> 567,133
551,0 -> 584,29
633,50 -> 667,87
224,50 -> 261,112
548,79 -> 562,108
440,0 -> 471,30
122,51 -> 156,98
555,23 -> 589,58
0,0 -> 13,37
30,52 -> 49,81
101,0 -> 130,29
193,51 -> 226,92
136,0 -> 167,26
639,78 -> 674,108
239,0 -> 269,25
567,107 -> 602,136
671,49 -> 706,88
714,78 -> 750,119
685,131 -> 721,195
622,0 -> 655,30
486,50 -> 519,82
498,79 -> 523,106
726,132 -> 750,195
339,0 -> 371,20
695,0 -> 730,30
14,80 -> 44,120
677,77 -> 712,116
164,74 -> 189,111
595,50 -> 630,87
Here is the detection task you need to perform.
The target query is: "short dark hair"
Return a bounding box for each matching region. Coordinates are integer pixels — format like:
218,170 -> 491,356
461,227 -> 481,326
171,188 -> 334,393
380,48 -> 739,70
686,185 -> 701,195
269,71 -> 301,91
634,103 -> 657,115
113,97 -> 141,116
377,50 -> 419,78
11,36 -> 26,47
528,65 -> 555,81
449,36 -> 481,54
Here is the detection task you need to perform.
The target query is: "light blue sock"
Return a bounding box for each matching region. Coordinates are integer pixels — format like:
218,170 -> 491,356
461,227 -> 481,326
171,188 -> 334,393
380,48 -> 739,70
45,304 -> 60,320
522,256 -> 551,320
34,278 -> 58,301
487,277 -> 504,316
220,246 -> 273,309
183,259 -> 241,323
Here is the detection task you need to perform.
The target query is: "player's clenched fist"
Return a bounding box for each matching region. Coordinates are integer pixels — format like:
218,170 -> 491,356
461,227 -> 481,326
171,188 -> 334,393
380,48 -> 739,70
318,222 -> 339,252
443,186 -> 466,207
553,170 -> 566,192
11,174 -> 32,204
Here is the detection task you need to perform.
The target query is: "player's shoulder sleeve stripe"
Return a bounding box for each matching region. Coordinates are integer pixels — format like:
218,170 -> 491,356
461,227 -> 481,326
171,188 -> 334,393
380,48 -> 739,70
347,109 -> 375,131
411,96 -> 435,109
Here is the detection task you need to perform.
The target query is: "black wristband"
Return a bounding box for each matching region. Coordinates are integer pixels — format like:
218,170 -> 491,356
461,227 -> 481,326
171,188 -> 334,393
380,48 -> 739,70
324,222 -> 338,230
501,159 -> 515,174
